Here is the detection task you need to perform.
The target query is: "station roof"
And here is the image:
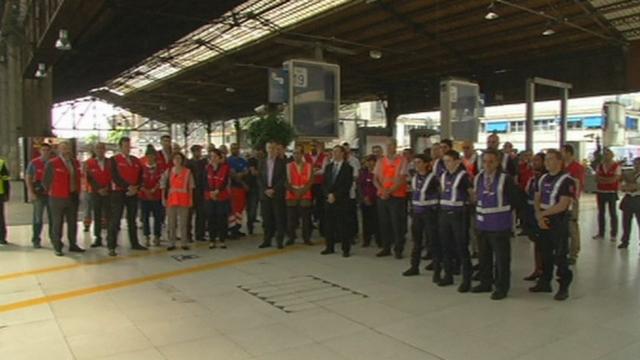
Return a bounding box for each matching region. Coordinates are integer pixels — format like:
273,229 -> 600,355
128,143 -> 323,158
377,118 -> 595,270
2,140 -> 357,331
60,0 -> 640,123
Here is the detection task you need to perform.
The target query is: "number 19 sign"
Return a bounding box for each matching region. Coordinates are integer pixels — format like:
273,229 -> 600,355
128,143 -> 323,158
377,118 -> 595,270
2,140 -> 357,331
284,59 -> 340,139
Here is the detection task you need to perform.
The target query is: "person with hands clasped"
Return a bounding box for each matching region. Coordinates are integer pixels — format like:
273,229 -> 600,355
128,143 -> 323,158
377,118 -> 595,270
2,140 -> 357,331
204,149 -> 231,249
285,145 -> 314,246
531,149 -> 575,301
161,152 -> 194,251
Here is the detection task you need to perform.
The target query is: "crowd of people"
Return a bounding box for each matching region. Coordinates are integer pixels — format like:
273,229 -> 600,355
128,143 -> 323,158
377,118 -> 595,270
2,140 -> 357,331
1,132 -> 639,303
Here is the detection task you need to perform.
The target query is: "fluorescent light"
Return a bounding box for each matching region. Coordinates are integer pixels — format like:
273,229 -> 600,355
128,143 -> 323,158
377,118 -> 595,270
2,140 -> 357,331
542,27 -> 556,36
485,2 -> 499,20
35,63 -> 47,78
369,50 -> 382,59
55,29 -> 72,51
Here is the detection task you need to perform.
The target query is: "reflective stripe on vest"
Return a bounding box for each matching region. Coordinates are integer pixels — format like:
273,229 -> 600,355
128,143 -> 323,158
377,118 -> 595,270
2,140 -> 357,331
287,162 -> 312,201
411,173 -> 438,206
440,171 -> 465,207
167,168 -> 192,207
539,173 -> 571,209
475,171 -> 511,214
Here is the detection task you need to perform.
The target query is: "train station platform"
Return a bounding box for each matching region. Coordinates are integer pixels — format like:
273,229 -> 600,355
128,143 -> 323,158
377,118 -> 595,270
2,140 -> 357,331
0,194 -> 639,360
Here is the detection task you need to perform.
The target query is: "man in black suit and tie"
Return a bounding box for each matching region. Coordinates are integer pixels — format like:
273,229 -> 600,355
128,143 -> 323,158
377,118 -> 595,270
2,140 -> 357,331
258,142 -> 288,249
322,145 -> 355,257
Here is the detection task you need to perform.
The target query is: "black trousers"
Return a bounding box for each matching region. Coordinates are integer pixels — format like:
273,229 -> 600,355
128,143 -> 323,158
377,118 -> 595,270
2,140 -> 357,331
621,196 -> 640,245
348,199 -> 358,241
409,208 -> 439,268
539,213 -> 573,287
378,196 -> 407,254
361,203 -> 380,246
311,184 -> 325,235
188,191 -> 207,241
261,195 -> 286,245
49,194 -> 79,251
596,192 -> 618,237
107,191 -> 140,250
0,200 -> 6,241
439,208 -> 471,280
247,190 -> 260,234
207,200 -> 229,242
325,202 -> 351,253
287,204 -> 312,243
91,193 -> 110,241
477,230 -> 512,293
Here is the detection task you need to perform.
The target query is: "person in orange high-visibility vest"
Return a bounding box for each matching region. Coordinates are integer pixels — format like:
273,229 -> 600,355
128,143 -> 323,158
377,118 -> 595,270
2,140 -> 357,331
161,152 -> 194,251
373,138 -> 409,259
285,145 -> 314,246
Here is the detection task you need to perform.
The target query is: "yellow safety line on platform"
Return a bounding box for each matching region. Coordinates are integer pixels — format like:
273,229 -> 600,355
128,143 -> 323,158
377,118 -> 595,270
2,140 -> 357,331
0,242 -> 212,281
0,246 -> 300,313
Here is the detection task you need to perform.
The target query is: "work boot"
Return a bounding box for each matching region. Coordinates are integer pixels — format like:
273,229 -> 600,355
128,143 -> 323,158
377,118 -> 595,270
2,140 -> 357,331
438,274 -> 454,287
529,282 -> 553,293
402,267 -> 419,277
432,267 -> 442,284
554,286 -> 570,301
458,279 -> 471,293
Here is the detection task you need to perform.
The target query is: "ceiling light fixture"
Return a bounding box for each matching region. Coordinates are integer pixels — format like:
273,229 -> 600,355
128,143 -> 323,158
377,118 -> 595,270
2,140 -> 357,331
225,87 -> 236,93
485,2 -> 499,20
369,50 -> 382,59
34,63 -> 47,78
542,22 -> 556,36
55,29 -> 72,51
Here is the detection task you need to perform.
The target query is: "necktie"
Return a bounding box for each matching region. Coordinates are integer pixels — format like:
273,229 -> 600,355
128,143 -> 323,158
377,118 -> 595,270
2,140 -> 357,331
332,163 -> 339,183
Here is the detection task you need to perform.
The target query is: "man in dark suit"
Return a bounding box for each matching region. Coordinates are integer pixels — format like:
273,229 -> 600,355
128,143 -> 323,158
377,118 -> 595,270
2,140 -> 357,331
321,145 -> 355,257
258,142 -> 288,249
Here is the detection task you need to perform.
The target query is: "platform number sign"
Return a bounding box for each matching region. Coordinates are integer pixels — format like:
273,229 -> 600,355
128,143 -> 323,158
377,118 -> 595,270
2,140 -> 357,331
293,67 -> 308,88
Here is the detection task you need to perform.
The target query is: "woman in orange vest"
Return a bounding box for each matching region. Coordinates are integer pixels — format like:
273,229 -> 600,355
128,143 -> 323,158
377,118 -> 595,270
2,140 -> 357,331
161,152 -> 194,251
285,145 -> 314,245
205,149 -> 231,249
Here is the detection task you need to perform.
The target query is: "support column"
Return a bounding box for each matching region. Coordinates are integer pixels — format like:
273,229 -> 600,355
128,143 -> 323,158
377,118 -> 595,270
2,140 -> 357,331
525,79 -> 535,152
207,121 -> 212,144
559,88 -> 568,148
0,38 -> 26,178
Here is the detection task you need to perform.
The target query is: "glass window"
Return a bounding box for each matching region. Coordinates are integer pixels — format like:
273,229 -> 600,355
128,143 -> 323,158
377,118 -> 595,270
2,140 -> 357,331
485,122 -> 509,133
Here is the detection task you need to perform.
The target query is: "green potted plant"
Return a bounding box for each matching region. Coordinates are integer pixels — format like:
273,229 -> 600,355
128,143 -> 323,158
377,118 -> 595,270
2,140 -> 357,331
246,111 -> 295,150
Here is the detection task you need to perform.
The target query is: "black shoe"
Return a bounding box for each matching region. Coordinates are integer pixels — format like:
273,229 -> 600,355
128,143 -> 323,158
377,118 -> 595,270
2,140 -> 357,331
167,246 -> 177,251
69,245 -> 86,253
402,267 -> 419,276
33,243 -> 42,249
0,239 -> 8,245
438,275 -> 454,287
236,231 -> 246,237
181,246 -> 190,251
304,240 -> 314,246
220,242 -> 227,249
258,242 -> 271,249
108,249 -> 117,257
376,250 -> 391,257
567,258 -> 576,265
209,242 -> 217,249
285,239 -> 295,246
54,249 -> 64,256
83,227 -> 90,233
472,272 -> 481,281
458,281 -> 471,293
342,252 -> 350,258
472,284 -> 492,293
452,267 -> 461,276
472,263 -> 480,271
491,291 -> 507,300
277,243 -> 284,249
321,249 -> 335,255
618,242 -> 629,249
432,271 -> 442,284
529,283 -> 553,293
394,252 -> 403,260
554,287 -> 569,301
91,241 -> 102,248
424,262 -> 434,271
523,272 -> 541,281
131,244 -> 148,251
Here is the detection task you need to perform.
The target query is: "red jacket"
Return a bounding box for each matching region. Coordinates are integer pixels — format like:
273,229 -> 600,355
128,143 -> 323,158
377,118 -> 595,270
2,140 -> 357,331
47,157 -> 81,199
111,153 -> 142,192
85,158 -> 112,193
205,163 -> 230,201
305,152 -> 327,185
139,164 -> 163,201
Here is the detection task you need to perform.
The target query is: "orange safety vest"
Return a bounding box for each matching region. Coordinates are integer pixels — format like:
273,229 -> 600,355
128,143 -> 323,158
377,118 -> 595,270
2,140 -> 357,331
167,168 -> 192,208
286,162 -> 313,201
379,156 -> 407,198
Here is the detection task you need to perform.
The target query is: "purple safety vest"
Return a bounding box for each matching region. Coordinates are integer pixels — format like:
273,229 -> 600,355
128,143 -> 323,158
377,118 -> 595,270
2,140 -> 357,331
412,173 -> 439,212
474,171 -> 512,232
440,170 -> 467,210
538,172 -> 571,210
